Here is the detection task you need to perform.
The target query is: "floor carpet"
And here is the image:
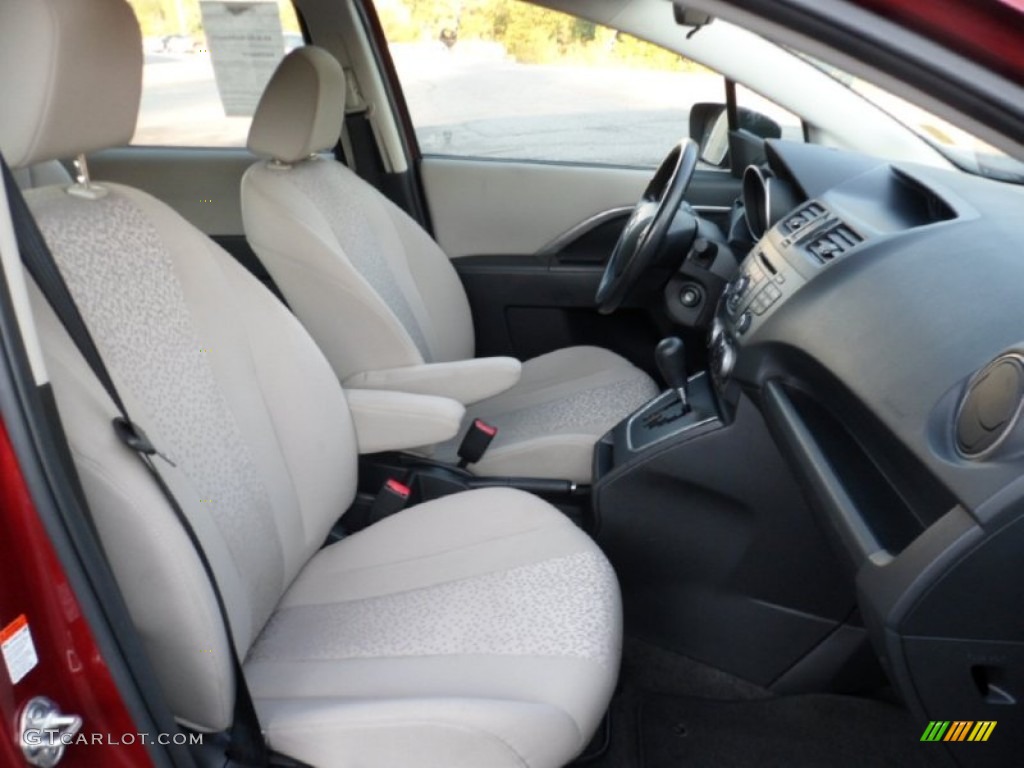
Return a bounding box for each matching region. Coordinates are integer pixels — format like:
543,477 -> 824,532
572,639 -> 944,768
637,692 -> 937,768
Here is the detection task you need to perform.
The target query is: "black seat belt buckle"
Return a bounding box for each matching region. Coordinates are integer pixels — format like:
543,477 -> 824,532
112,416 -> 176,466
113,416 -> 155,455
457,419 -> 497,468
369,478 -> 411,523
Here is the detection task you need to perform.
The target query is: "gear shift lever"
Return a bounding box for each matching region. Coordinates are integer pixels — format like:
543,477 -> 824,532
655,336 -> 690,412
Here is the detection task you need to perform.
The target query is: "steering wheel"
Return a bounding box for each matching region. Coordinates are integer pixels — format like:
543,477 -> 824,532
595,138 -> 699,314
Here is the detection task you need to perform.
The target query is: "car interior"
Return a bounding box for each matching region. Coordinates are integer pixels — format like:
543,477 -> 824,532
240,44 -> 658,484
1,0 -> 1023,767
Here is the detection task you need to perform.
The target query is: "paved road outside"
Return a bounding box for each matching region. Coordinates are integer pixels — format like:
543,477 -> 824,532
134,42 -> 802,167
135,53 -> 254,146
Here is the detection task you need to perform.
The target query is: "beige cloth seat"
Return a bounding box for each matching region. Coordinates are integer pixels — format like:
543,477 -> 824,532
0,1 -> 621,766
246,489 -> 619,766
14,159 -> 71,189
242,47 -> 657,484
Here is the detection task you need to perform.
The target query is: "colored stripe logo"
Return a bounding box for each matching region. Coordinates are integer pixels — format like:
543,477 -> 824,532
921,721 -> 996,742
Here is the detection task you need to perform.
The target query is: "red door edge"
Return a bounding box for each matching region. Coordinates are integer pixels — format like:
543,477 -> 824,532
0,417 -> 156,768
853,0 -> 1024,85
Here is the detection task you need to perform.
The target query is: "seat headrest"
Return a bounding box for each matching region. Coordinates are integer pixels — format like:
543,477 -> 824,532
0,0 -> 142,170
248,47 -> 346,164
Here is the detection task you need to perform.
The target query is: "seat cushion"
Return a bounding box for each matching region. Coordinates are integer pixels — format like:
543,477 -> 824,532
246,487 -> 621,768
435,346 -> 658,483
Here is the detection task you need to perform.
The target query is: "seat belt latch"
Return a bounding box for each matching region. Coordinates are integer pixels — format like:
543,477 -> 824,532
457,419 -> 497,468
370,478 -> 411,522
112,417 -> 175,467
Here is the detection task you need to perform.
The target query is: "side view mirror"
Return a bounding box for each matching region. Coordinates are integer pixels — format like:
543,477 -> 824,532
689,102 -> 783,168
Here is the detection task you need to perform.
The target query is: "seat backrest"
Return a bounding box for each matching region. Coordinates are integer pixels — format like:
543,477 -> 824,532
14,160 -> 72,189
242,47 -> 476,382
0,0 -> 358,731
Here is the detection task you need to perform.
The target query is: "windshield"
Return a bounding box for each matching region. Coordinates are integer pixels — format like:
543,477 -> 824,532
800,56 -> 1024,183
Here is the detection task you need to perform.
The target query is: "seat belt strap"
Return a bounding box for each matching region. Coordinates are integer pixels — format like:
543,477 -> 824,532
0,154 -> 302,768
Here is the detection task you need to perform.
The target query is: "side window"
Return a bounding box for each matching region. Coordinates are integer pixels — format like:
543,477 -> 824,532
735,84 -> 804,143
374,0 -> 724,168
126,0 -> 302,147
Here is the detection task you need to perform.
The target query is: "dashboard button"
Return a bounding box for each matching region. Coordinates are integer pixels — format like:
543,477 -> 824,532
709,317 -> 725,345
737,311 -> 752,335
711,336 -> 736,380
679,285 -> 702,308
725,276 -> 748,315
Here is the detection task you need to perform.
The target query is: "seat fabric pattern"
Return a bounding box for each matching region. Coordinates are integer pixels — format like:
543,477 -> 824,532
7,3 -> 622,764
252,552 -> 615,666
31,186 -> 287,633
242,46 -> 660,483
245,156 -> 658,482
246,487 -> 621,768
275,161 -> 435,360
24,181 -> 622,765
244,158 -> 475,381
26,182 -> 357,729
437,346 -> 658,481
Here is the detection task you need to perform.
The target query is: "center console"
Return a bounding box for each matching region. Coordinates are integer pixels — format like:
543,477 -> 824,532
591,365 -> 863,689
594,372 -> 725,478
596,201 -> 838,479
595,332 -> 730,477
588,234 -> 873,690
709,200 -> 857,387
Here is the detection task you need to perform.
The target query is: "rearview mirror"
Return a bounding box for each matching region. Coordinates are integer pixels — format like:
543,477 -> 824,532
673,3 -> 715,29
689,103 -> 784,167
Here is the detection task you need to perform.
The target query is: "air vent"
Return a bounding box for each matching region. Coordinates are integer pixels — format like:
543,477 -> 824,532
925,190 -> 956,223
957,354 -> 1024,459
782,202 -> 826,234
807,224 -> 863,264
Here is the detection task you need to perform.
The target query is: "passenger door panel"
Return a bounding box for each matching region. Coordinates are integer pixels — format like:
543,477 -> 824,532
421,156 -> 737,258
454,253 -> 661,375
428,156 -> 738,370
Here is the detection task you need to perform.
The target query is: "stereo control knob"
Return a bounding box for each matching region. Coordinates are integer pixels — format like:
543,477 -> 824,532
736,311 -> 752,335
726,276 -> 749,315
712,337 -> 736,380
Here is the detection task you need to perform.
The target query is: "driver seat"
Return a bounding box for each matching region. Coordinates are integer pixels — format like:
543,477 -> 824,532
242,47 -> 657,483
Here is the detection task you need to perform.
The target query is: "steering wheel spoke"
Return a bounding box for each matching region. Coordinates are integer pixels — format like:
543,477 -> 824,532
596,138 -> 699,314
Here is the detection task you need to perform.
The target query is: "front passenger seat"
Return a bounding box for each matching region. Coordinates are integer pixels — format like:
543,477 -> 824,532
242,47 -> 657,483
0,1 -> 621,765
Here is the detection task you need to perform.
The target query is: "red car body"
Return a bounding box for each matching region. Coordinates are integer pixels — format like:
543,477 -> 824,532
0,1 -> 1021,767
0,423 -> 152,767
857,0 -> 1024,84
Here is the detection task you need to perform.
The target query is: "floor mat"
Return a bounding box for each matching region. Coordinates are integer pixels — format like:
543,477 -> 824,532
639,693 -> 937,768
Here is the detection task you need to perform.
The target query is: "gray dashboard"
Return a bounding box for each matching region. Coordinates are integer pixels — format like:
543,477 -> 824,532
721,141 -> 1024,510
711,139 -> 1024,766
